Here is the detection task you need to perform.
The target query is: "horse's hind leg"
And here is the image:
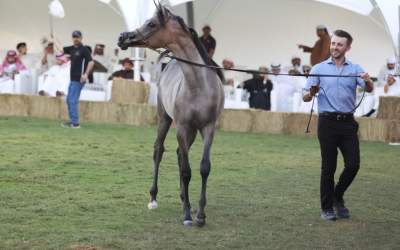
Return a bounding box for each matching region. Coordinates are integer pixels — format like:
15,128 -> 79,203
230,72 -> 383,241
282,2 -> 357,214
195,123 -> 216,227
148,103 -> 172,210
176,125 -> 197,226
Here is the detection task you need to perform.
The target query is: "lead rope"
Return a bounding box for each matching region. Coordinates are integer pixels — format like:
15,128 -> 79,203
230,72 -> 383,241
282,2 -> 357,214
154,50 -> 368,133
305,86 -> 366,133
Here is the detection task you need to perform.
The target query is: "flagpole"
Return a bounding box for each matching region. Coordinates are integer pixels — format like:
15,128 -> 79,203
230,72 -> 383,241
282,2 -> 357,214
49,14 -> 54,38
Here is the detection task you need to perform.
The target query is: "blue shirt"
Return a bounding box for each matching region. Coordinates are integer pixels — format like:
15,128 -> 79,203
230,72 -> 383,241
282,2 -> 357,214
306,57 -> 366,113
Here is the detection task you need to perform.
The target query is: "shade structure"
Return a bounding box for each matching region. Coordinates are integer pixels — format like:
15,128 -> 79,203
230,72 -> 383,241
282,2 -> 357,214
314,0 -> 400,56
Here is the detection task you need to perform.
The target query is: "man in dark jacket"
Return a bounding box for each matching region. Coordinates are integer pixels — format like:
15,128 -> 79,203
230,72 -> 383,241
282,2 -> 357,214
241,67 -> 273,110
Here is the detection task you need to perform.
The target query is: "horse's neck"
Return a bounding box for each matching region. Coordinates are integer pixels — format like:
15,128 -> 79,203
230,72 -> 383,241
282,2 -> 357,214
169,38 -> 210,90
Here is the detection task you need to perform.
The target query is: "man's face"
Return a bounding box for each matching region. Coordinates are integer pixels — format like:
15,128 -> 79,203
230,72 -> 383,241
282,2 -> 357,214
259,67 -> 268,78
272,67 -> 280,75
316,29 -> 325,37
18,46 -> 27,55
7,56 -> 16,64
46,44 -> 54,54
94,46 -> 104,56
387,63 -> 396,70
203,27 -> 211,36
123,62 -> 133,70
73,36 -> 82,46
330,35 -> 350,59
292,58 -> 301,67
222,60 -> 229,69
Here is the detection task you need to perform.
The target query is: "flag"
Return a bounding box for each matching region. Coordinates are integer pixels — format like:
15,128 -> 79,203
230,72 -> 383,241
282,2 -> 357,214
49,0 -> 65,18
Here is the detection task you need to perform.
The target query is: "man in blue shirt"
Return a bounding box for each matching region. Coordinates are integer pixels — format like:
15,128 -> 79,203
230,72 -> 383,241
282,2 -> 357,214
303,30 -> 374,221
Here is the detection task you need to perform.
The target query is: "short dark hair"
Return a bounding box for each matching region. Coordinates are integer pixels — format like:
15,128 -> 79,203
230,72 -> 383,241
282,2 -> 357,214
333,30 -> 353,45
16,42 -> 27,50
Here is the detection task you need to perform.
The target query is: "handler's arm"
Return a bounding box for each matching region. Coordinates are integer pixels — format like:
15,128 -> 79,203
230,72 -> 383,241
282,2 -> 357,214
360,72 -> 374,93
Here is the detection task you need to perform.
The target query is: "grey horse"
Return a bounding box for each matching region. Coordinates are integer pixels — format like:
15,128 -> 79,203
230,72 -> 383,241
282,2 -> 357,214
118,3 -> 224,226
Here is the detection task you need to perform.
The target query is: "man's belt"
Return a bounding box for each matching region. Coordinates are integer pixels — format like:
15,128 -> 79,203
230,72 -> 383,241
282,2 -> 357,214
319,112 -> 354,121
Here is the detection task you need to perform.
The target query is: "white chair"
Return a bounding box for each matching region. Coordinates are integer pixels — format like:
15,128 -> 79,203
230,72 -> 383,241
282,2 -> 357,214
80,72 -> 112,101
14,71 -> 33,94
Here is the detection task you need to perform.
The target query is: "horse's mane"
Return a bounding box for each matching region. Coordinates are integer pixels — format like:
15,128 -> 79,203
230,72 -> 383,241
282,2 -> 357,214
161,14 -> 224,82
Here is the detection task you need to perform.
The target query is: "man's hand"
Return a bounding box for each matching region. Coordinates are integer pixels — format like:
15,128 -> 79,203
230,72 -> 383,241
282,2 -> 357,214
80,74 -> 88,84
310,85 -> 320,96
360,72 -> 371,83
387,75 -> 396,86
361,72 -> 374,93
303,85 -> 319,102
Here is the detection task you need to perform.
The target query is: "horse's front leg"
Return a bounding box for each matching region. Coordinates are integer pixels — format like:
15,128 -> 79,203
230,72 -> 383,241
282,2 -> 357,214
148,109 -> 172,210
196,124 -> 215,227
176,125 -> 196,226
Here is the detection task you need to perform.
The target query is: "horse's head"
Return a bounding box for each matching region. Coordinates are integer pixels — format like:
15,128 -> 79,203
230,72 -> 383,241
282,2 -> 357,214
118,3 -> 181,50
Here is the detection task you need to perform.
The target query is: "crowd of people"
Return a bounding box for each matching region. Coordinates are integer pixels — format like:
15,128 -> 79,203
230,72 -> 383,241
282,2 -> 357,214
1,24 -> 400,118
219,25 -> 400,116
0,34 -> 138,98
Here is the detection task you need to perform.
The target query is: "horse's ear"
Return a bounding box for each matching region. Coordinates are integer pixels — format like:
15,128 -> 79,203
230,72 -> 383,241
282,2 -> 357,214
157,2 -> 167,26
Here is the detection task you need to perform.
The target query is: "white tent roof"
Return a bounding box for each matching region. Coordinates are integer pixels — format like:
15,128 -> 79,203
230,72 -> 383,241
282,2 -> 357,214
314,0 -> 400,55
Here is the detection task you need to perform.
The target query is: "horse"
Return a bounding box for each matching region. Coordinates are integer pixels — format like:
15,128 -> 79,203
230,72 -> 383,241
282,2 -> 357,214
118,3 -> 224,227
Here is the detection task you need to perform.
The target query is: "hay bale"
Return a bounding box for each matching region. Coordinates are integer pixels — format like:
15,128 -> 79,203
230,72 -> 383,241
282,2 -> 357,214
357,118 -> 388,142
27,96 -> 64,119
0,94 -> 30,116
252,111 -> 287,134
386,120 -> 400,143
111,79 -> 149,104
377,96 -> 400,120
118,104 -> 158,126
218,109 -> 255,132
285,113 -> 318,136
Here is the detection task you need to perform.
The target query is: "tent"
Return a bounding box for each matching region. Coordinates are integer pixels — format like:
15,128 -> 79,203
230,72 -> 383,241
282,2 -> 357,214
315,0 -> 400,57
0,0 -> 398,75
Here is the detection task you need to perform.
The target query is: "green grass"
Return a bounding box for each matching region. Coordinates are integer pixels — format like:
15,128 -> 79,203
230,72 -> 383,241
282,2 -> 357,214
0,117 -> 399,250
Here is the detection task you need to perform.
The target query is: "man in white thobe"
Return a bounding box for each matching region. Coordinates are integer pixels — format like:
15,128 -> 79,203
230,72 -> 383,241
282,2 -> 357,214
270,63 -> 297,112
38,53 -> 70,97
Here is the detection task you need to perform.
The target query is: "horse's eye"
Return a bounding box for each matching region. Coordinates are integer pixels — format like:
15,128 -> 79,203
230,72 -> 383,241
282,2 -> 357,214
148,22 -> 156,28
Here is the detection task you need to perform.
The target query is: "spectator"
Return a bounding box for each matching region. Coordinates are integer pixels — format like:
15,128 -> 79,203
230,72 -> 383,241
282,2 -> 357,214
0,50 -> 27,80
377,57 -> 397,87
298,25 -> 331,66
200,25 -> 216,58
62,30 -> 94,128
92,43 -> 111,73
0,50 -> 27,93
16,42 -> 37,69
384,75 -> 400,96
38,53 -> 70,97
108,58 -> 144,81
240,66 -> 273,111
269,63 -> 296,112
284,56 -> 303,74
39,40 -> 57,73
222,58 -> 241,99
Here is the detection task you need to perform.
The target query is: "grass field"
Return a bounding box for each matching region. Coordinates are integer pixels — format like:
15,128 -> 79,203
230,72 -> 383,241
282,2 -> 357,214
0,117 -> 399,250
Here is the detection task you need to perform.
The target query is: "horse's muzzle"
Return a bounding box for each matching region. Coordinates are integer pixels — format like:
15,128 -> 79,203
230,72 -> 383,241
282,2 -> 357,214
118,32 -> 135,50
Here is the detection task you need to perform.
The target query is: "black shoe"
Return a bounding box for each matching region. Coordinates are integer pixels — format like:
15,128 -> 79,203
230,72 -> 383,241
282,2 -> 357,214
61,122 -> 80,129
321,209 -> 337,221
333,200 -> 350,219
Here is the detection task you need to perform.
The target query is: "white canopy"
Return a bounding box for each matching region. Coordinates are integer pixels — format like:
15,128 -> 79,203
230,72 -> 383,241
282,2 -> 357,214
314,0 -> 400,56
115,0 -> 194,31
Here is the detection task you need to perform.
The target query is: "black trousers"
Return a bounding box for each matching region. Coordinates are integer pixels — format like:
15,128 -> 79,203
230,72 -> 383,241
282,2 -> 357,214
317,116 -> 360,210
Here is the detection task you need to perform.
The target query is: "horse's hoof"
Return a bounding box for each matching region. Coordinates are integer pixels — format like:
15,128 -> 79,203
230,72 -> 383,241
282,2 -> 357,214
183,220 -> 193,227
147,200 -> 158,210
195,217 -> 206,227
